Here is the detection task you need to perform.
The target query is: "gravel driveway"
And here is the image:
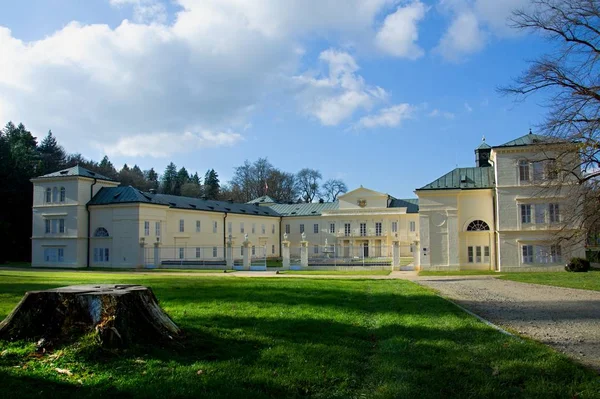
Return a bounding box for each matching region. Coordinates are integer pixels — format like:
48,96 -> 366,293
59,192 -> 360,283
416,276 -> 600,371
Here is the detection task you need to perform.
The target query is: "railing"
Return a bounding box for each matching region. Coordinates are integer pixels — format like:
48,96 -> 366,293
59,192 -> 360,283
335,229 -> 389,238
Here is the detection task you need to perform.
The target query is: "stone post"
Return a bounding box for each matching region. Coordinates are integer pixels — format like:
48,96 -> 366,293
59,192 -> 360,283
226,241 -> 233,269
392,241 -> 400,270
282,240 -> 290,270
153,241 -> 161,269
413,240 -> 421,271
138,240 -> 145,269
300,240 -> 308,268
243,239 -> 251,270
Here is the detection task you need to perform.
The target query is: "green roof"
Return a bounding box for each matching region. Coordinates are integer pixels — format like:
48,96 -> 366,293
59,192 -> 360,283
268,202 -> 339,217
89,186 -> 281,217
389,198 -> 419,213
417,167 -> 494,191
495,132 -> 551,148
247,195 -> 277,204
476,141 -> 491,150
36,165 -> 117,182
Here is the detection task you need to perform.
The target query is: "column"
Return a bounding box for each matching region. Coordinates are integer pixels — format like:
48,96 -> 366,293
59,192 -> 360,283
282,240 -> 290,270
300,240 -> 308,268
392,241 -> 400,270
243,240 -> 251,270
226,242 -> 233,269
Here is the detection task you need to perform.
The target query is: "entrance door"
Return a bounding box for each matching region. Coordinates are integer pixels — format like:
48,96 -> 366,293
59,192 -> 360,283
363,242 -> 369,258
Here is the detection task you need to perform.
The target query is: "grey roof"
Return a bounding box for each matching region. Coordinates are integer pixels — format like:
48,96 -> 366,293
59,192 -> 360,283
36,165 -> 117,182
268,202 -> 339,217
476,141 -> 491,150
88,186 -> 281,217
247,195 -> 277,204
389,198 -> 419,213
495,132 -> 551,148
417,167 -> 495,191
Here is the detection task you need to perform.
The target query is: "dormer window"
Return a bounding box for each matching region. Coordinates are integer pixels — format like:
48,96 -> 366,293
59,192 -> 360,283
60,187 -> 66,202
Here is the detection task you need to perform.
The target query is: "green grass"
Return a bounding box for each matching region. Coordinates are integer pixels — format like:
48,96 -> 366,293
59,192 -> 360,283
419,270 -> 499,276
279,270 -> 391,276
498,270 -> 600,292
0,271 -> 599,398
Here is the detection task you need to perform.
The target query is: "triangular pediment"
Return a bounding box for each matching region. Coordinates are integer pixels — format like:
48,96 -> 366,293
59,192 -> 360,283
338,186 -> 389,209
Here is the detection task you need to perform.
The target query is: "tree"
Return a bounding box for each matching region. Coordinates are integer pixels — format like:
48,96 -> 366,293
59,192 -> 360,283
145,168 -> 159,191
38,130 -> 66,174
204,169 -> 220,200
97,156 -> 118,180
322,179 -> 348,202
500,0 -> 600,245
266,169 -> 297,203
174,167 -> 190,196
295,168 -> 322,203
161,162 -> 178,194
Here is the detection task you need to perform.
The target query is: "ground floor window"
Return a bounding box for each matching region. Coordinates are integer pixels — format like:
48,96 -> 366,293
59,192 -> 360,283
252,245 -> 256,255
272,244 -> 275,254
213,247 -> 218,257
94,248 -> 109,263
522,245 -> 534,264
468,246 -> 490,263
314,245 -> 319,254
522,244 -> 562,264
179,247 -> 184,260
196,247 -> 201,258
44,248 -> 64,263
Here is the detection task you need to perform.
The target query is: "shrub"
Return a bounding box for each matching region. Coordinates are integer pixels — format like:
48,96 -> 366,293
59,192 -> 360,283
565,257 -> 590,272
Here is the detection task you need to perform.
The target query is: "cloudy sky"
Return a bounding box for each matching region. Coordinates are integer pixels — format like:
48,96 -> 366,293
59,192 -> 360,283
0,0 -> 549,197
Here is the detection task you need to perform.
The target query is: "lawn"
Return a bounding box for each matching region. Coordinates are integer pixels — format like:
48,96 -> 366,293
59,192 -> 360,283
498,270 -> 600,292
279,270 -> 391,276
0,271 -> 598,398
419,270 -> 500,276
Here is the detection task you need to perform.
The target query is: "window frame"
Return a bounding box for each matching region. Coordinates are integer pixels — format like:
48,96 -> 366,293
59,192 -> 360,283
518,160 -> 530,183
409,221 -> 416,232
521,204 -> 532,224
330,223 -> 335,234
59,187 -> 66,202
313,223 -> 319,234
179,219 -> 184,233
144,221 -> 150,236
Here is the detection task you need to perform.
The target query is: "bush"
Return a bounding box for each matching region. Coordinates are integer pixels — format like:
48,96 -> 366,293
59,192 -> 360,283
565,257 -> 591,272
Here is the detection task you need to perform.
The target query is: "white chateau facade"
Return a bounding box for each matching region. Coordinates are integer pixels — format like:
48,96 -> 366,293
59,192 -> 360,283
31,132 -> 585,271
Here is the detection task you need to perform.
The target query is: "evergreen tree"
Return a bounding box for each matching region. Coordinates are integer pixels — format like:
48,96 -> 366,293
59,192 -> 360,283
204,169 -> 220,200
160,162 -> 178,194
38,130 -> 66,174
97,155 -> 118,180
174,167 -> 189,196
145,168 -> 159,191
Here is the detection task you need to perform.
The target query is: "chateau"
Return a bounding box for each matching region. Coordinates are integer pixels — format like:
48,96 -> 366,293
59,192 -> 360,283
31,132 -> 585,271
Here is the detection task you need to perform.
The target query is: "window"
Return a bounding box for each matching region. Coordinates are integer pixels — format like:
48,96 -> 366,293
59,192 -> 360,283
45,219 -> 51,233
519,160 -> 530,182
475,246 -> 482,263
241,246 -> 244,256
252,245 -> 256,255
344,223 -> 351,237
391,221 -> 398,233
179,219 -> 184,233
240,222 -> 245,234
44,248 -> 64,263
285,224 -> 290,234
300,224 -> 305,234
196,220 -> 201,233
52,187 -> 58,202
466,220 -> 490,231
360,223 -> 366,236
521,204 -> 532,224
262,224 -> 266,234
213,247 -> 217,257
179,248 -> 185,259
272,244 -> 275,254
330,223 -> 335,234
228,222 -> 232,234
94,248 -> 109,263
535,204 -> 546,224
314,245 -> 319,254
45,188 -> 52,203
144,221 -> 150,236
196,247 -> 201,258
550,245 -> 562,263
155,222 -> 161,237
468,246 -> 474,263
546,161 -> 558,180
252,223 -> 255,234
410,244 -> 414,253
213,221 -> 218,234
59,219 -> 65,233
272,224 -> 275,234
314,224 -> 319,234
533,161 -> 544,181
47,219 -> 65,234
549,203 -> 560,223
522,245 -> 534,263
94,227 -> 109,237
484,246 -> 490,263
59,187 -> 66,202
375,222 -> 382,236
409,221 -> 416,232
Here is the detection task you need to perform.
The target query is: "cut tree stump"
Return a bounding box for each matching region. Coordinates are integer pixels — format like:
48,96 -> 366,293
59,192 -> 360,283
0,284 -> 181,348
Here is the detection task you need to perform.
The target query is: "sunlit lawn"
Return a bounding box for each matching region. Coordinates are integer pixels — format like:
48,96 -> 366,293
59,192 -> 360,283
498,270 -> 600,292
0,271 -> 598,398
279,270 -> 391,275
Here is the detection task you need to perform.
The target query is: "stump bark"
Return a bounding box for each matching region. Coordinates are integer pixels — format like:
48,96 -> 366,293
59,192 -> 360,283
0,284 -> 180,348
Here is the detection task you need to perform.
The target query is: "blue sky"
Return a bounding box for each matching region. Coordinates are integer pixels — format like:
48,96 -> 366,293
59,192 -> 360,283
0,0 -> 550,198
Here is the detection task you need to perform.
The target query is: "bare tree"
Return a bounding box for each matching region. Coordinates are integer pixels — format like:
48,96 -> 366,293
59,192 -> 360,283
500,0 -> 600,247
295,168 -> 322,203
322,179 -> 348,201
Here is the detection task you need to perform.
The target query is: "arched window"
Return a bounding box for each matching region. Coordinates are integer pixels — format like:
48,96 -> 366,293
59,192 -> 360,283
45,188 -> 52,203
52,187 -> 58,202
94,227 -> 109,237
466,220 -> 490,231
60,187 -> 66,202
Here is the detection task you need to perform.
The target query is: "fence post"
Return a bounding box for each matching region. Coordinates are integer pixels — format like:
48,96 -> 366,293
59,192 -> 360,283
226,242 -> 233,269
413,240 -> 420,271
243,239 -> 251,270
153,241 -> 161,269
282,240 -> 290,269
300,240 -> 308,268
392,241 -> 400,271
138,241 -> 145,269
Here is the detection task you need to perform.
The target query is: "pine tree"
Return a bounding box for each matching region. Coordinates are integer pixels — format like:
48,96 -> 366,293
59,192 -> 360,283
98,156 -> 118,180
204,169 -> 220,200
160,163 -> 178,194
145,168 -> 159,191
174,167 -> 189,196
38,130 -> 66,174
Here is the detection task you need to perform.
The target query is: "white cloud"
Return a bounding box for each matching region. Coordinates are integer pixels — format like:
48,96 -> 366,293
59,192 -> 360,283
435,11 -> 486,62
428,109 -> 455,119
357,104 -> 414,128
464,102 -> 473,112
375,1 -> 427,59
0,0 -> 413,159
100,130 -> 243,157
294,49 -> 387,126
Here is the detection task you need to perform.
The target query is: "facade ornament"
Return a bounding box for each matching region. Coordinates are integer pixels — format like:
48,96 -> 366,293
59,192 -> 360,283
283,232 -> 288,241
301,232 -> 306,241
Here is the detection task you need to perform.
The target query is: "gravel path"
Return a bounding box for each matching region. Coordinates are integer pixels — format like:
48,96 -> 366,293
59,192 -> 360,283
416,276 -> 600,371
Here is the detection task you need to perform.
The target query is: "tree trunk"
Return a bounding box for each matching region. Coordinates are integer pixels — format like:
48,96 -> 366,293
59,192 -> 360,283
0,284 -> 180,348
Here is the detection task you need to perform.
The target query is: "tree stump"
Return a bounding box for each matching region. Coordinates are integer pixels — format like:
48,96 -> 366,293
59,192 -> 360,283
0,284 -> 181,348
